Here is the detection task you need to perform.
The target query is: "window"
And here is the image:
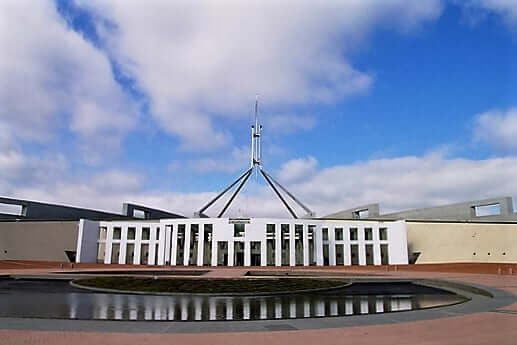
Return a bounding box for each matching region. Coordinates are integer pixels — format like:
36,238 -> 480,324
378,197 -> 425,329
98,227 -> 107,241
322,228 -> 329,241
234,223 -> 245,237
350,228 -> 358,241
472,203 -> 501,217
379,228 -> 388,241
113,227 -> 121,240
335,228 -> 343,241
266,224 -> 275,238
127,227 -> 136,240
365,228 -> 373,241
142,227 -> 150,240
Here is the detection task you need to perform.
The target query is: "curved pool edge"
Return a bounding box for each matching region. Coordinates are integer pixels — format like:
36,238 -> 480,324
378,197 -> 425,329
0,278 -> 514,334
69,279 -> 353,297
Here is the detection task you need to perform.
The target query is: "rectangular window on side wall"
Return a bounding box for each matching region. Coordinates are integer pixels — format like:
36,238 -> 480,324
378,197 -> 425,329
365,228 -> 373,241
322,228 -> 329,241
98,227 -> 107,241
379,228 -> 388,241
349,228 -> 358,241
127,227 -> 136,240
113,227 -> 121,240
142,227 -> 150,240
335,228 -> 343,241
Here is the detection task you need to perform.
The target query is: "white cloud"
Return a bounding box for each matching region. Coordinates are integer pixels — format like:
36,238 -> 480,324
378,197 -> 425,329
462,0 -> 517,28
0,0 -> 138,163
474,107 -> 517,151
277,156 -> 318,184
75,0 -> 442,150
183,146 -> 250,174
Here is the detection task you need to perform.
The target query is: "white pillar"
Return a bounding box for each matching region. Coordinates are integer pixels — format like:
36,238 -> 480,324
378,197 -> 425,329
303,225 -> 309,266
170,225 -> 177,265
244,241 -> 251,266
197,224 -> 204,266
183,225 -> 191,266
289,224 -> 295,266
275,224 -> 281,266
316,225 -> 323,266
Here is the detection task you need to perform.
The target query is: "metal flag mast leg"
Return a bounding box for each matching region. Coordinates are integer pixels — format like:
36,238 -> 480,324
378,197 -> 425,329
195,97 -> 315,219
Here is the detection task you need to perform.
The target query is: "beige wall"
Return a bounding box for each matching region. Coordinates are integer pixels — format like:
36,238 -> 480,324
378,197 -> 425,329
0,221 -> 78,261
407,221 -> 517,264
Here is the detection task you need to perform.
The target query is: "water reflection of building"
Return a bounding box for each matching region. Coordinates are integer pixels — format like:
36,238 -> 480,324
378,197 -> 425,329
67,293 -> 416,321
77,218 -> 408,267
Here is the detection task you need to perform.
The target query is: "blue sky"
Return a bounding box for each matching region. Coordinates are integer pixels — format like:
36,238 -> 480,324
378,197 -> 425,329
1,0 -> 517,217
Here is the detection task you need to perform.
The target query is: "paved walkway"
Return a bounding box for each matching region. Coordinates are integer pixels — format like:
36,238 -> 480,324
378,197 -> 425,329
1,262 -> 517,345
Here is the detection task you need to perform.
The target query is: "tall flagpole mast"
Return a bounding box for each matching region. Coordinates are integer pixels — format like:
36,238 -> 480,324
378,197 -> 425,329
196,96 -> 315,219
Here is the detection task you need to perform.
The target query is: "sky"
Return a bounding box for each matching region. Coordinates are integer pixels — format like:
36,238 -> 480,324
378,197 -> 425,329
1,0 -> 517,218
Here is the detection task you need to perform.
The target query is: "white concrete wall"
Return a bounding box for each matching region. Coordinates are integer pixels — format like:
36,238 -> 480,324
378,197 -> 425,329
76,219 -> 99,263
76,218 -> 408,266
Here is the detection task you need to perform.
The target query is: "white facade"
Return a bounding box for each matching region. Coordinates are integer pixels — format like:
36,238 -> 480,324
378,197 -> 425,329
76,218 -> 408,266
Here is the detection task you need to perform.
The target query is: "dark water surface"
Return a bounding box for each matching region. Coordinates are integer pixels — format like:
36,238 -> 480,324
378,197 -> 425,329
0,279 -> 467,321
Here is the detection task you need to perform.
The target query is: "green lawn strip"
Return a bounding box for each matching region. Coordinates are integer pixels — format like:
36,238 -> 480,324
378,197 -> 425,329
73,277 -> 346,294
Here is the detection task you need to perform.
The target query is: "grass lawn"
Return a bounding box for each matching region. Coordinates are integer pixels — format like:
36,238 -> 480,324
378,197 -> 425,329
73,277 -> 347,294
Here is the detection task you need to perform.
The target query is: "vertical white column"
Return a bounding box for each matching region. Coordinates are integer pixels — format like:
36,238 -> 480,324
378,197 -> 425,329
228,240 -> 234,266
344,224 -> 351,266
164,225 -> 171,265
289,224 -> 295,266
170,225 -> 177,265
158,226 -> 166,265
244,240 -> 251,266
358,226 -> 366,266
119,226 -> 127,265
134,227 -> 142,265
183,225 -> 191,266
316,225 -> 324,266
303,225 -> 309,266
105,225 -> 113,264
275,224 -> 281,266
148,226 -> 156,265
197,224 -> 204,266
260,239 -> 267,267
211,231 -> 217,266
329,225 -> 336,266
373,226 -> 382,265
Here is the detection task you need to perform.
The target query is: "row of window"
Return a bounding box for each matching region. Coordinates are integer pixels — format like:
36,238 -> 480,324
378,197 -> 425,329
323,227 -> 388,241
99,225 -> 388,242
